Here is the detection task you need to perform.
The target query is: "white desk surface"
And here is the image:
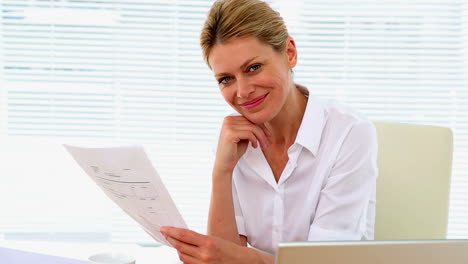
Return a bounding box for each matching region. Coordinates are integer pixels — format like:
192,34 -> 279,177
0,239 -> 182,263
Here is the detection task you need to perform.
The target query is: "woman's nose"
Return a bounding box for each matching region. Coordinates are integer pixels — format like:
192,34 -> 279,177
236,78 -> 254,98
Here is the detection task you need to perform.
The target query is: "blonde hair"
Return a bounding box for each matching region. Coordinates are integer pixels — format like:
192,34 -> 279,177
200,0 -> 289,67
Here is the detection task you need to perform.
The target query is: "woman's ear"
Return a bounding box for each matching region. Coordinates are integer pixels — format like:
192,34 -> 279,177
286,37 -> 298,69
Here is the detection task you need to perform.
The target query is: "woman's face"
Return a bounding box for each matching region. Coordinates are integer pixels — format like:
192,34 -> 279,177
208,36 -> 297,124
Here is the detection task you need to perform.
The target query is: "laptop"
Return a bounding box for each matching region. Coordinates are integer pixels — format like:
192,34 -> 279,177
276,240 -> 468,264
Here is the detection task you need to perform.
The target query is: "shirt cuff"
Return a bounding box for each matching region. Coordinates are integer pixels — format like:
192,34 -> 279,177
235,215 -> 247,236
308,225 -> 362,241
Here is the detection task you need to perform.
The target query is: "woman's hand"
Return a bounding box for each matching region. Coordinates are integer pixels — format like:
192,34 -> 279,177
214,116 -> 270,174
160,226 -> 269,264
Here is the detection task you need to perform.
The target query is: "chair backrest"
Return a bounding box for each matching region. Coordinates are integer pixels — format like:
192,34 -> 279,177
373,122 -> 453,240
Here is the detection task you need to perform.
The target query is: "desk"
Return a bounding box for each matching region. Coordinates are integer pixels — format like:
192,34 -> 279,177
0,240 -> 182,263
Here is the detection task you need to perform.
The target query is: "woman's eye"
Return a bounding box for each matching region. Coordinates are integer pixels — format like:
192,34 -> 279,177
249,64 -> 262,72
218,76 -> 232,84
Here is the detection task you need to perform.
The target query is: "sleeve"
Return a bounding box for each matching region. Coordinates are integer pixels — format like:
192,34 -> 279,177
308,120 -> 378,241
232,167 -> 247,236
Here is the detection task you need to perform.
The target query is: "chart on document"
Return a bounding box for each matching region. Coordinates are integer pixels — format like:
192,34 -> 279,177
64,145 -> 187,246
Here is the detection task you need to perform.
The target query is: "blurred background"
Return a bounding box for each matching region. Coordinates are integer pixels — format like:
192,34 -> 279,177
0,0 -> 467,245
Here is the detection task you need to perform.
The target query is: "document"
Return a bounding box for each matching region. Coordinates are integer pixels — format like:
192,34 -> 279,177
64,145 -> 187,246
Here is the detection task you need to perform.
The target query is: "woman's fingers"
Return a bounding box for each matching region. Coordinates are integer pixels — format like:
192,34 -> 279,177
161,227 -> 206,259
177,252 -> 203,264
227,117 -> 269,149
162,227 -> 252,264
165,236 -> 201,259
248,124 -> 270,149
215,115 -> 271,173
235,126 -> 268,149
161,227 -> 221,263
258,123 -> 271,138
161,227 -> 205,247
233,129 -> 259,149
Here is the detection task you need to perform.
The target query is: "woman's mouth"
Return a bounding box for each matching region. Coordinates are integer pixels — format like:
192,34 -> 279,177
239,94 -> 268,109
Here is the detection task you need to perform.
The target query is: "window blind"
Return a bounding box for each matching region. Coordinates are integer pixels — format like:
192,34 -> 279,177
283,0 -> 468,238
0,0 -> 227,244
0,0 -> 467,244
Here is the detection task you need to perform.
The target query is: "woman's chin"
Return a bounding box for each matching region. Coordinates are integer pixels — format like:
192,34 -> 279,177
240,109 -> 273,125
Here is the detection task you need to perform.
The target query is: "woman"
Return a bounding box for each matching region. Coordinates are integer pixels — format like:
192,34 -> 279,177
160,0 -> 378,263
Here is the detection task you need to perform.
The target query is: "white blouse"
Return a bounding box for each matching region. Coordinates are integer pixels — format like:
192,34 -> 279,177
231,95 -> 378,255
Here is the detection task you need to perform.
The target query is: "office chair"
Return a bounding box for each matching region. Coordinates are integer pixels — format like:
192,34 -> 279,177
373,122 -> 453,240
